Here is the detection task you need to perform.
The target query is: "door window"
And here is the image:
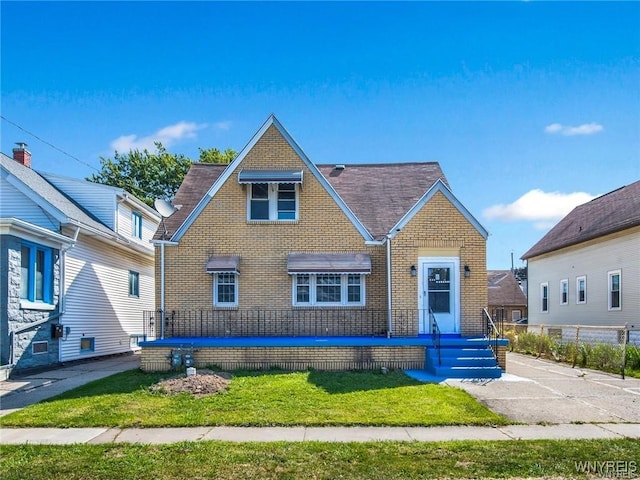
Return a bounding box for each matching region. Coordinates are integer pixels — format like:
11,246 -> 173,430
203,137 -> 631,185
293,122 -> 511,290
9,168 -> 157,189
428,267 -> 451,313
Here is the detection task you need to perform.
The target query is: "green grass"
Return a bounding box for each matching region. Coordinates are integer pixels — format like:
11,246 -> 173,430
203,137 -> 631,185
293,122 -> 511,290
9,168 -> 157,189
0,369 -> 508,428
505,329 -> 640,378
2,439 -> 638,479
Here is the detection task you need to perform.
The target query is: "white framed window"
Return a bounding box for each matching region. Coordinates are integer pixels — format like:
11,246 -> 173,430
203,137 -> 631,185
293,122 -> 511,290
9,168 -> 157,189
293,274 -> 365,306
129,271 -> 140,297
32,341 -> 49,354
132,212 -> 143,239
608,270 -> 621,311
576,276 -> 587,304
213,273 -> 237,307
248,183 -> 298,221
540,282 -> 549,313
560,279 -> 568,305
511,310 -> 522,322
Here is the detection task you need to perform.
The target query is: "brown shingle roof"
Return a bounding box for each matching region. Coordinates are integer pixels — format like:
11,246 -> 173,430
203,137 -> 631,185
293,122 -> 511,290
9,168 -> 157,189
522,180 -> 640,259
487,270 -> 527,306
155,161 -> 448,241
317,163 -> 447,239
154,163 -> 227,240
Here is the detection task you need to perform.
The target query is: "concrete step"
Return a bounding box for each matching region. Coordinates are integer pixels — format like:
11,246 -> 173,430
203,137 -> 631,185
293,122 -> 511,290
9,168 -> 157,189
430,365 -> 503,379
427,356 -> 497,368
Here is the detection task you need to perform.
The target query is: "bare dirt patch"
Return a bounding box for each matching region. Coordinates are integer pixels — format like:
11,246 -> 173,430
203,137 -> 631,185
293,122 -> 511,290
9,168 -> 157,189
149,370 -> 231,397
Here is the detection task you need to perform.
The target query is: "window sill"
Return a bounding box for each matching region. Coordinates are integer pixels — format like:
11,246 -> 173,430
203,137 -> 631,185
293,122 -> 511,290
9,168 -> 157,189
247,220 -> 299,225
20,301 -> 56,311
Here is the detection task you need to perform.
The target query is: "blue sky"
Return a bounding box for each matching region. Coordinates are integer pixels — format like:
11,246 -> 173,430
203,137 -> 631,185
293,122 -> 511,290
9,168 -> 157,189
2,1 -> 639,270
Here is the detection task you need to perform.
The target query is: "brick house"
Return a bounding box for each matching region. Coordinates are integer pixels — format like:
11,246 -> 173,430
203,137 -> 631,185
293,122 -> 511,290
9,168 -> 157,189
142,115 -> 503,375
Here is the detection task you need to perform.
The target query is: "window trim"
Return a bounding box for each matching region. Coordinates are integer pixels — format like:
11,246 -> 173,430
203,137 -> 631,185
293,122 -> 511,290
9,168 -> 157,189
576,275 -> 587,304
559,278 -> 569,305
213,272 -> 238,307
247,183 -> 299,221
132,211 -> 143,239
292,273 -> 366,307
608,269 -> 621,311
20,241 -> 54,305
540,282 -> 549,313
129,270 -> 140,298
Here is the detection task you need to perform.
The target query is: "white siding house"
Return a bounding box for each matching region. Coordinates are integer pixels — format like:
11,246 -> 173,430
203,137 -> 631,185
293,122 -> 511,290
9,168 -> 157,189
1,146 -> 160,374
522,180 -> 640,342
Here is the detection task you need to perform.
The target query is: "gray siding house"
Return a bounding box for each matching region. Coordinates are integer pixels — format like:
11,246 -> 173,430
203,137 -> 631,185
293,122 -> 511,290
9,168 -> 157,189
1,145 -> 160,376
521,180 -> 639,342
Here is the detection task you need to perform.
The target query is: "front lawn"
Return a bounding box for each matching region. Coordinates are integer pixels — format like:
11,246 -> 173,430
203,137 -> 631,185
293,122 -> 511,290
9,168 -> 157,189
2,439 -> 639,480
0,369 -> 508,428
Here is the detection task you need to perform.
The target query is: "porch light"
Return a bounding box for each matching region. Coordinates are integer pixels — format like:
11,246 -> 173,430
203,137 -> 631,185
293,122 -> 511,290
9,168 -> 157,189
464,265 -> 471,278
410,265 -> 417,277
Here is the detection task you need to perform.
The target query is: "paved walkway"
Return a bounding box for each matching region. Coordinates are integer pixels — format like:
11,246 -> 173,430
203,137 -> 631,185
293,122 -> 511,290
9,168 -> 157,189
1,352 -> 639,444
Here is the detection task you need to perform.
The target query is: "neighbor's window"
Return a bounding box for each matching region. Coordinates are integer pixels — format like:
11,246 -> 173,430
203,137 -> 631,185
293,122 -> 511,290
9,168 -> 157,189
132,212 -> 143,239
576,276 -> 587,304
80,337 -> 95,352
540,282 -> 549,313
32,341 -> 49,355
214,273 -> 237,307
293,274 -> 365,306
249,183 -> 298,221
608,270 -> 621,310
560,279 -> 569,305
129,271 -> 140,297
20,242 -> 54,304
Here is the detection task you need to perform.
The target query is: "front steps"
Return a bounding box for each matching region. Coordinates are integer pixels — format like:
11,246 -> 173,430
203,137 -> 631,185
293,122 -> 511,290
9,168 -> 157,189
424,337 -> 502,379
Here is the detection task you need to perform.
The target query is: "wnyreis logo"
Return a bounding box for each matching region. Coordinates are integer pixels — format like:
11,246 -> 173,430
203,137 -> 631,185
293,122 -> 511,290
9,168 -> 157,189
575,461 -> 637,478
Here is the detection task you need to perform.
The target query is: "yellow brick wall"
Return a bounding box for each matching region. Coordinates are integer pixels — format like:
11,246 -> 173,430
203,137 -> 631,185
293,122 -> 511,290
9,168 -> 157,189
141,345 -> 425,372
158,125 -> 387,312
391,191 -> 487,336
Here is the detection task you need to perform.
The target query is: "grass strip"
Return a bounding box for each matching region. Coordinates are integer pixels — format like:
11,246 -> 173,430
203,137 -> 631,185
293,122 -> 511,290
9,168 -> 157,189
0,369 -> 508,428
2,439 -> 638,479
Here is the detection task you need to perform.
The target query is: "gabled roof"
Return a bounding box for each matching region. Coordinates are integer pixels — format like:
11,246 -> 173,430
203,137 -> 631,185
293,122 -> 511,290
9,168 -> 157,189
161,115 -> 489,243
0,153 -> 115,238
317,163 -> 446,239
522,180 -> 640,259
170,114 -> 372,241
487,270 -> 527,306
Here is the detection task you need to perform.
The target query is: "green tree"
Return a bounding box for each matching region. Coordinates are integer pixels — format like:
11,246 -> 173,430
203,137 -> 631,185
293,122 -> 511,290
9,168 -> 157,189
198,147 -> 236,164
88,143 -> 237,207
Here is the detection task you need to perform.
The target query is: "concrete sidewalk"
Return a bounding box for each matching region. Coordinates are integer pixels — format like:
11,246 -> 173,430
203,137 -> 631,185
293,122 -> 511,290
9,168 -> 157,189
1,423 -> 639,444
0,353 -> 140,417
1,351 -> 640,444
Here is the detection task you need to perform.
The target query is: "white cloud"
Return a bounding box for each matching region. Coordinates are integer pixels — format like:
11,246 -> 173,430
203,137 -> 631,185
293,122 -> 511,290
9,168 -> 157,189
544,122 -> 603,136
483,189 -> 598,228
110,121 -> 208,152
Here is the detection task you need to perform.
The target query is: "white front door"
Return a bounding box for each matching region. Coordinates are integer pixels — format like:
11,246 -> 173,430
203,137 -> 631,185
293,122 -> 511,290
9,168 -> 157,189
419,259 -> 460,334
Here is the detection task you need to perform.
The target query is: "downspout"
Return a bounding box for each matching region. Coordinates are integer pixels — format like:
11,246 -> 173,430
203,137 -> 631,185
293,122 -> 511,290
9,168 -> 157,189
386,235 -> 393,337
160,241 -> 165,339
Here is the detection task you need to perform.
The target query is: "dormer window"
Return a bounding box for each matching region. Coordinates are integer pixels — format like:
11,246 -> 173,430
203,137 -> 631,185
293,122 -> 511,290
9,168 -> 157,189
239,169 -> 302,222
132,212 -> 143,239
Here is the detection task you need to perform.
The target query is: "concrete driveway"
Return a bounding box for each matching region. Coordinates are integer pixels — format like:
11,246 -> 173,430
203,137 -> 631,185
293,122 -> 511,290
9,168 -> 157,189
448,352 -> 640,424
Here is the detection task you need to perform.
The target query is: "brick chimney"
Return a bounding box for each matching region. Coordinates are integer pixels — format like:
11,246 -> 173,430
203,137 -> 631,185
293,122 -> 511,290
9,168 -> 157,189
13,142 -> 32,168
